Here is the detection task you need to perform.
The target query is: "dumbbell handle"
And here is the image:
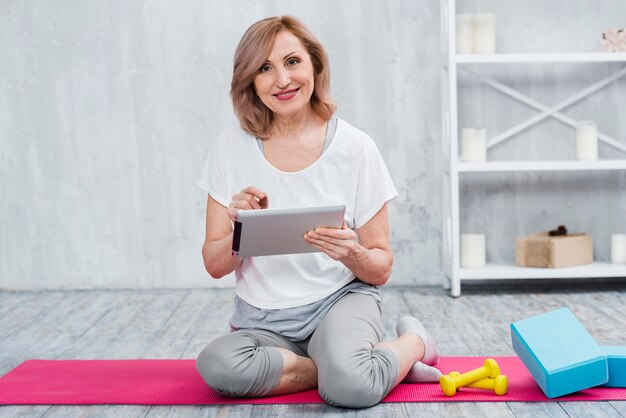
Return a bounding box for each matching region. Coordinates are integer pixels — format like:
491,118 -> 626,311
449,371 -> 508,395
451,358 -> 499,387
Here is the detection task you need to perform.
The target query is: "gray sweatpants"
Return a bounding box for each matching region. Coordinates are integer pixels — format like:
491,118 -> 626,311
196,293 -> 400,408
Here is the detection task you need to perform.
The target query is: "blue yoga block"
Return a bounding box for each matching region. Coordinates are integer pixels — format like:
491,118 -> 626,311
602,346 -> 626,387
511,307 -> 608,398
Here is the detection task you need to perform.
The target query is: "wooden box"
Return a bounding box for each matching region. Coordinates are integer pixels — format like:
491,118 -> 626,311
515,232 -> 593,268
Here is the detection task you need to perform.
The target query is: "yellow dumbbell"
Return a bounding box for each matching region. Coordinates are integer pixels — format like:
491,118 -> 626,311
449,371 -> 508,395
439,358 -> 500,396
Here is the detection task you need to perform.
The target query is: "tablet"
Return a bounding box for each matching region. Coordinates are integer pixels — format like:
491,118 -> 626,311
232,205 -> 346,257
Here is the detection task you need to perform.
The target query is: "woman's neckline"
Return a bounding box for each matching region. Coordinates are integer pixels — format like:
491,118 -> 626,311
253,117 -> 340,175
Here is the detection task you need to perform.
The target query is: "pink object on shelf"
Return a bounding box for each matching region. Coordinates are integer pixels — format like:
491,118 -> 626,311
1,357 -> 626,405
601,28 -> 626,52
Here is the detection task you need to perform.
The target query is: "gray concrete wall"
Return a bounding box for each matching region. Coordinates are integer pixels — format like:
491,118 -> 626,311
1,0 -> 624,289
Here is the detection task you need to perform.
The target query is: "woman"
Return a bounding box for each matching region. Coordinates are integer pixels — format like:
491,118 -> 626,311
196,16 -> 441,408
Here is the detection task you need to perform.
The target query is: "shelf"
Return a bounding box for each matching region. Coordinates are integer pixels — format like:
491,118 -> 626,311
460,262 -> 626,280
455,53 -> 626,64
458,160 -> 626,173
440,0 -> 626,296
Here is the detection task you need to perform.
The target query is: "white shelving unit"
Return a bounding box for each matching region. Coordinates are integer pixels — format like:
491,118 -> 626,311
441,0 -> 626,296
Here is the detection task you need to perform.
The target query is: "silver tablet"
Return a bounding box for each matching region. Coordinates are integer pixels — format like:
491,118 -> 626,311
232,205 -> 346,257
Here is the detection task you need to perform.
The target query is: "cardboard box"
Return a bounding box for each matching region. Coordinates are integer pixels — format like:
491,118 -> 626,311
515,232 -> 593,268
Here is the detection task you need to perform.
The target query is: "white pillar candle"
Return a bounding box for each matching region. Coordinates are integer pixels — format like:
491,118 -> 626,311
456,14 -> 475,54
576,120 -> 598,160
461,234 -> 486,268
611,234 -> 626,264
461,128 -> 487,162
474,13 -> 496,54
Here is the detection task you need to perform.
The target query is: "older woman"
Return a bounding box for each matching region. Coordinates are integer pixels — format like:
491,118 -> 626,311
196,16 -> 441,408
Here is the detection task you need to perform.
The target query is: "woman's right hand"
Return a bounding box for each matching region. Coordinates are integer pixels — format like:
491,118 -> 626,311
227,186 -> 269,222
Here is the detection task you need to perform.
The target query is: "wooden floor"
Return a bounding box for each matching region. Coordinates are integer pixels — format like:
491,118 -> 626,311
1,281 -> 625,417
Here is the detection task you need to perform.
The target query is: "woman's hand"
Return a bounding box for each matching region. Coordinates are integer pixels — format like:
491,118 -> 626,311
304,222 -> 360,262
304,205 -> 393,286
227,186 -> 269,222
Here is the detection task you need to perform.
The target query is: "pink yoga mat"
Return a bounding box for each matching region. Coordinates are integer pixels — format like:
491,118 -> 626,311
0,356 -> 624,405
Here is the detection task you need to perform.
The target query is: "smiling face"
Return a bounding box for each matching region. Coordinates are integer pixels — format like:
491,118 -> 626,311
253,30 -> 316,121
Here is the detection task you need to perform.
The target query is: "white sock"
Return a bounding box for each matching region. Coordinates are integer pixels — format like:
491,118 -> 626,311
396,316 -> 440,366
403,361 -> 443,383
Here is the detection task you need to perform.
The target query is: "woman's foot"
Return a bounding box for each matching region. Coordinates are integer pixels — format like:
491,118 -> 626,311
396,316 -> 440,366
403,361 -> 443,383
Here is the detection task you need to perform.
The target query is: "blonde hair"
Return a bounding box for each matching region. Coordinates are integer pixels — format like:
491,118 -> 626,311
230,16 -> 336,138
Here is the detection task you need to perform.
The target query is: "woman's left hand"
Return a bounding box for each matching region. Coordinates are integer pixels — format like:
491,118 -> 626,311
304,222 -> 360,261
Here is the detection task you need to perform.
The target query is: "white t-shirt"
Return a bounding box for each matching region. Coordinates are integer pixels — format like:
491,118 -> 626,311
198,118 -> 398,309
